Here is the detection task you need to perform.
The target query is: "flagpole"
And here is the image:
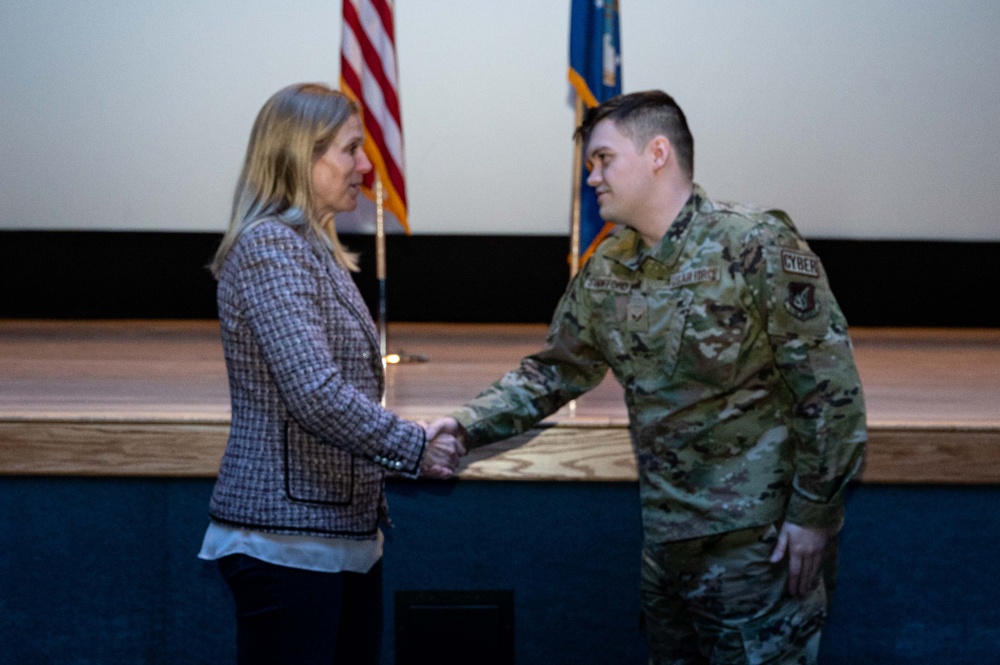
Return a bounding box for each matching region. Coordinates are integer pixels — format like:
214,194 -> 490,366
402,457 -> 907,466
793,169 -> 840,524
568,96 -> 587,419
375,173 -> 388,362
570,96 -> 585,279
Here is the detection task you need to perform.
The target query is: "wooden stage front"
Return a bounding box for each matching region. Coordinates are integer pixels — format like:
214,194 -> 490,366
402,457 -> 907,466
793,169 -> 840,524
1,320 -> 998,483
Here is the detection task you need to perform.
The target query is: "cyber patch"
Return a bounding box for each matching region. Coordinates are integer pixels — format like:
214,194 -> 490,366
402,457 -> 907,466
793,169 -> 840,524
780,249 -> 820,278
785,282 -> 820,320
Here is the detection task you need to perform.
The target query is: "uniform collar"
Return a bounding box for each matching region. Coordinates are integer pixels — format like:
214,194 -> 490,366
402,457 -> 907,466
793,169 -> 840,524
604,184 -> 710,272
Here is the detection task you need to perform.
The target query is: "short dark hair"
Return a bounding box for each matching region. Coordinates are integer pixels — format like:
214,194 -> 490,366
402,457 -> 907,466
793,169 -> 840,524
575,90 -> 694,180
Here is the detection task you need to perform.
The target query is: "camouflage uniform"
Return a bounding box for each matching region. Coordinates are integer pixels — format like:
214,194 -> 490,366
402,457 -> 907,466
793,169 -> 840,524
452,185 -> 866,663
640,523 -> 828,664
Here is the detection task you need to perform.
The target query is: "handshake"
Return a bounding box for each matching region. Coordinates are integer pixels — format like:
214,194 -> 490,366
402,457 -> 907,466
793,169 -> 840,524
417,417 -> 467,479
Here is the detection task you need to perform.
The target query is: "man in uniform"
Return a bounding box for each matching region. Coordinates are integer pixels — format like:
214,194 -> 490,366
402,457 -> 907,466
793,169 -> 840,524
429,90 -> 866,664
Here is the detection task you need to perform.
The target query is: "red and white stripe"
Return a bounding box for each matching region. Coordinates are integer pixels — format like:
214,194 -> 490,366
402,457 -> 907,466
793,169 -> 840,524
340,0 -> 408,232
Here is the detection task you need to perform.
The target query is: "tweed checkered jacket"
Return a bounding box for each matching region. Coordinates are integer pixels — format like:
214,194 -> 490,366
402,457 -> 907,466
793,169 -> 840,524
208,219 -> 427,538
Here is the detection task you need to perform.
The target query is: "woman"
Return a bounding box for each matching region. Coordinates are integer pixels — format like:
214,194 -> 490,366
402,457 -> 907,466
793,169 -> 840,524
198,83 -> 461,664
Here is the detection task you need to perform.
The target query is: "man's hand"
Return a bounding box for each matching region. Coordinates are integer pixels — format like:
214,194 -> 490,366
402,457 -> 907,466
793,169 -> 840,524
418,417 -> 467,479
769,522 -> 833,597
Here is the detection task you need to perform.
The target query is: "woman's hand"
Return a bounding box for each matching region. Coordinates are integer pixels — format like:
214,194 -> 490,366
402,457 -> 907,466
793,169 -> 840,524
418,418 -> 467,479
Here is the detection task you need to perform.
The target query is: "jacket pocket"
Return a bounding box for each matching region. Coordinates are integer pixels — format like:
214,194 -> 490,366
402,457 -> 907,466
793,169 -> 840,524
620,287 -> 693,385
678,283 -> 751,391
283,419 -> 354,505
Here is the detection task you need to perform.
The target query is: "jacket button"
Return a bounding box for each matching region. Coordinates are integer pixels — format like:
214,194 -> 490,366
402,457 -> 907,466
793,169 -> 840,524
362,351 -> 370,359
393,460 -> 403,470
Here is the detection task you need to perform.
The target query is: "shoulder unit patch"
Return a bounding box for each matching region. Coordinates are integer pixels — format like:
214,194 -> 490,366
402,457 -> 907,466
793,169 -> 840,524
785,282 -> 821,320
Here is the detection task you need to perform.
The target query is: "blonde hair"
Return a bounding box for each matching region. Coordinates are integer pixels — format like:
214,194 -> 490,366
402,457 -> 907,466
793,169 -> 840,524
210,83 -> 360,277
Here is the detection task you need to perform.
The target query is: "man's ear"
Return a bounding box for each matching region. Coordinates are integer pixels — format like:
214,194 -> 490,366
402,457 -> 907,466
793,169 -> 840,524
648,135 -> 671,170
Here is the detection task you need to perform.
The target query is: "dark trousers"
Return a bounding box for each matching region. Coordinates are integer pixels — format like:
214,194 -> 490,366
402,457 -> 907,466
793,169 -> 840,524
218,553 -> 383,665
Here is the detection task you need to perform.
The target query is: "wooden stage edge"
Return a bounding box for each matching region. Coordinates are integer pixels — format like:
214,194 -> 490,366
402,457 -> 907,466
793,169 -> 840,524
1,321 -> 998,484
1,418 -> 998,484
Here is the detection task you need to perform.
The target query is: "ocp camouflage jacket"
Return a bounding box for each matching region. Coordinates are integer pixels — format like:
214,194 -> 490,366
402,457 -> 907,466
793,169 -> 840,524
209,219 -> 426,539
453,186 -> 866,544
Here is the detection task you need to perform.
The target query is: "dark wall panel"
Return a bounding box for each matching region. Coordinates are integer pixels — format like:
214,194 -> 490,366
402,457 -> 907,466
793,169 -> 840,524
2,231 -> 997,327
0,477 -> 998,664
0,231 -> 220,319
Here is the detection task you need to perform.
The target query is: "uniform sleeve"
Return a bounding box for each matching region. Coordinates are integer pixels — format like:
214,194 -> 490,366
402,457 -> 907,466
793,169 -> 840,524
741,217 -> 867,530
233,225 -> 426,476
452,270 -> 610,448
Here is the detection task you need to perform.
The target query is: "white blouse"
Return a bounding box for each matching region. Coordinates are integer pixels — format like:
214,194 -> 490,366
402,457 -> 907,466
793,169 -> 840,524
198,520 -> 382,574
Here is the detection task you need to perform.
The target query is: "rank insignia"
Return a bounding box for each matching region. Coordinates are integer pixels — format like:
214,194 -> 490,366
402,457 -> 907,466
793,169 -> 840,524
626,293 -> 649,331
785,282 -> 820,320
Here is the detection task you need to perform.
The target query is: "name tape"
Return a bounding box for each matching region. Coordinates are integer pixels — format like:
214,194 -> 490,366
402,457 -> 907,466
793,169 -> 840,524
584,277 -> 635,294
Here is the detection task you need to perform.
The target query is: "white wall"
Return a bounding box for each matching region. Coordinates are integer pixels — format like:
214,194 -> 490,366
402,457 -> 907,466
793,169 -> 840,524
1,0 -> 998,239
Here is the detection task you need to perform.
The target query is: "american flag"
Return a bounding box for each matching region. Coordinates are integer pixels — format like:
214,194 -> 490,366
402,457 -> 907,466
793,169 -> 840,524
340,0 -> 408,233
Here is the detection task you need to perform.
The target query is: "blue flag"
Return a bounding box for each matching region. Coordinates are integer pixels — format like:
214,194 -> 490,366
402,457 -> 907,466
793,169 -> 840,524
569,0 -> 621,264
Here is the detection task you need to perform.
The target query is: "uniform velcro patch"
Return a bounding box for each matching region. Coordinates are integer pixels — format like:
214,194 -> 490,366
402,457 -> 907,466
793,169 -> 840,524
670,267 -> 720,288
584,277 -> 635,294
785,282 -> 821,320
780,249 -> 820,278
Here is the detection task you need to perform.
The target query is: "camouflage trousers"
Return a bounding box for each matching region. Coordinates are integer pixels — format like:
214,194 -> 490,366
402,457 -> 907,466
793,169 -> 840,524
640,524 -> 828,665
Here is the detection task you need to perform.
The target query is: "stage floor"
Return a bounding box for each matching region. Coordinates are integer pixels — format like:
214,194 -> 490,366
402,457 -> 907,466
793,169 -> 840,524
1,320 -> 998,482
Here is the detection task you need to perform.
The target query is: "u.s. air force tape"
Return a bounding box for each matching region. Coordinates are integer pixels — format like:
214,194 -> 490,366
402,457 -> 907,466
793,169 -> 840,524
670,267 -> 720,288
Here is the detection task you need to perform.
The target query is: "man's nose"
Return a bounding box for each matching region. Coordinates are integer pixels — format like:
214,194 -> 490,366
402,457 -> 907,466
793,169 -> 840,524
586,167 -> 601,187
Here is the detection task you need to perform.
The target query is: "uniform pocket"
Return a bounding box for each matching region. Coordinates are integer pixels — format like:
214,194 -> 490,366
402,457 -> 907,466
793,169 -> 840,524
678,286 -> 751,391
626,287 -> 693,382
736,577 -> 826,664
283,419 -> 354,505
